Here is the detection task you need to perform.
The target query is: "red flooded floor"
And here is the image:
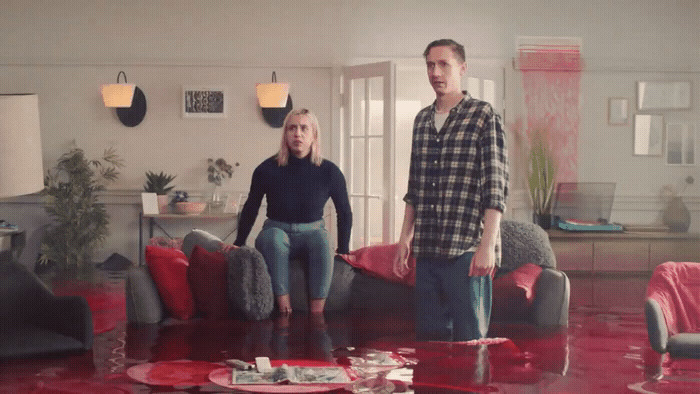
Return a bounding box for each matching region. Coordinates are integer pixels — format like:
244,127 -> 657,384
1,278 -> 699,393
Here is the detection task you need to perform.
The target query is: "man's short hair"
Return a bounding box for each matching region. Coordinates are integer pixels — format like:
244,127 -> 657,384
423,39 -> 466,63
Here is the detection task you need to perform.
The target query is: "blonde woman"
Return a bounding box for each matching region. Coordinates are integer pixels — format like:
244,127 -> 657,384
234,108 -> 352,316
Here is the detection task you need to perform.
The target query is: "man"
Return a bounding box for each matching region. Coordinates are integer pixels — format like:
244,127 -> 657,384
393,39 -> 509,341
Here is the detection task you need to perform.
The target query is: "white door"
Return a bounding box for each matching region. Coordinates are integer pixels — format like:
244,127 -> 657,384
341,59 -> 505,250
342,61 -> 395,250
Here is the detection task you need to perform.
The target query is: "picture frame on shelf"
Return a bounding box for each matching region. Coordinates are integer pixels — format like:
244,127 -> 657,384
665,122 -> 696,165
182,86 -> 227,118
141,192 -> 159,215
637,81 -> 692,110
634,114 -> 664,156
608,97 -> 629,125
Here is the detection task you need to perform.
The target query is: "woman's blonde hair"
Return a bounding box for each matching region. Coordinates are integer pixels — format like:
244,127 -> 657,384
276,108 -> 323,166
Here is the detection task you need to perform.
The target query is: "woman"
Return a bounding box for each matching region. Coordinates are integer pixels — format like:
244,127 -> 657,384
234,108 -> 352,315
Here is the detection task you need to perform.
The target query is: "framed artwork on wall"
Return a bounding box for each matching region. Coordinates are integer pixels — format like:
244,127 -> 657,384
637,81 -> 692,110
608,97 -> 629,125
634,114 -> 664,156
182,86 -> 226,118
666,122 -> 696,165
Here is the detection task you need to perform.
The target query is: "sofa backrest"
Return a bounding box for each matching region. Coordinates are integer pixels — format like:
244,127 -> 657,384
0,261 -> 54,325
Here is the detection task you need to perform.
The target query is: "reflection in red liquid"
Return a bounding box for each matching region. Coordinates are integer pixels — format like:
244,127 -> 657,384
2,305 -> 700,392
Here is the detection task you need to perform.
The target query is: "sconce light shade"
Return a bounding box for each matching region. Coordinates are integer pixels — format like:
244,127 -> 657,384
257,72 -> 293,128
256,82 -> 290,108
0,94 -> 44,198
101,83 -> 136,108
101,71 -> 147,127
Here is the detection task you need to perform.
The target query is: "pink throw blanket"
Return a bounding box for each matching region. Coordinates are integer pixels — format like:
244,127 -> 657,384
646,261 -> 700,336
338,243 -> 416,286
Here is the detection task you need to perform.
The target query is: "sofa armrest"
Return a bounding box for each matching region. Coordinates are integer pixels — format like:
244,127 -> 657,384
645,298 -> 668,354
530,268 -> 570,327
40,295 -> 93,350
126,266 -> 166,324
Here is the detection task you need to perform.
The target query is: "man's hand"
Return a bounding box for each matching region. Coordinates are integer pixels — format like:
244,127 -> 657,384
469,242 -> 496,277
393,240 -> 412,278
469,208 -> 501,277
393,203 -> 416,278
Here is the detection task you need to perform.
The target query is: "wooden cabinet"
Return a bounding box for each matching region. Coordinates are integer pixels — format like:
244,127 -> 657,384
548,230 -> 699,273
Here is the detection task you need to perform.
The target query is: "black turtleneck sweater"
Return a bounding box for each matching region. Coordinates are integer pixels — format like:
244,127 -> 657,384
234,155 -> 352,254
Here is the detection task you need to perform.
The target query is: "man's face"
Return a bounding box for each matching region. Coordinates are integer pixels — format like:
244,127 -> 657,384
426,46 -> 466,96
285,114 -> 314,158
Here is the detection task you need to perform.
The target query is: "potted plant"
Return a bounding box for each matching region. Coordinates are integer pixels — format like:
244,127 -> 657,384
527,129 -> 557,229
144,171 -> 177,213
38,144 -> 124,278
207,158 -> 239,212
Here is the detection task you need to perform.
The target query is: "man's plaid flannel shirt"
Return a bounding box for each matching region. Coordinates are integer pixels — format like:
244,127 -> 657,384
404,92 -> 509,263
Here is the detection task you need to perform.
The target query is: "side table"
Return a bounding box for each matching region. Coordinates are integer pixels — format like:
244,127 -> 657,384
0,228 -> 25,263
138,212 -> 238,265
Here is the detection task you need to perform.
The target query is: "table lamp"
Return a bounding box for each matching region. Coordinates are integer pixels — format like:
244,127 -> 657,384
0,93 -> 44,199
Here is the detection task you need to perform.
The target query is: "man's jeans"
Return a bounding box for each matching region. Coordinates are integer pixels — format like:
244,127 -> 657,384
415,252 -> 492,341
255,219 -> 333,299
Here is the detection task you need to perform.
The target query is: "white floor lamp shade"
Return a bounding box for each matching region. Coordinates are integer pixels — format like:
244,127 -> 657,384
0,94 -> 44,198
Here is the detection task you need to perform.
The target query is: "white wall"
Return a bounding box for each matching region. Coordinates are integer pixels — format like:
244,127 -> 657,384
1,0 -> 698,268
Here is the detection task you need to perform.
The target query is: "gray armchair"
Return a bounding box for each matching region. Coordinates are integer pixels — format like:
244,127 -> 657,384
0,260 -> 93,359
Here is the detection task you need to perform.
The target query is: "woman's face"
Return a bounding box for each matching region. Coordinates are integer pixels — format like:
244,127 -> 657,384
285,114 -> 314,158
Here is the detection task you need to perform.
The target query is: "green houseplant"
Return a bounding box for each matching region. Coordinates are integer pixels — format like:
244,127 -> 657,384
39,145 -> 124,275
527,129 -> 557,229
143,171 -> 176,195
144,171 -> 177,214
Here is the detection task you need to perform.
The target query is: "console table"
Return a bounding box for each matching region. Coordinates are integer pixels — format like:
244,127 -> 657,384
138,212 -> 238,265
547,229 -> 700,273
0,228 -> 25,263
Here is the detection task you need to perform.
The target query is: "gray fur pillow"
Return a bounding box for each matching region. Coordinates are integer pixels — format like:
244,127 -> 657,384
500,220 -> 557,273
226,246 -> 274,320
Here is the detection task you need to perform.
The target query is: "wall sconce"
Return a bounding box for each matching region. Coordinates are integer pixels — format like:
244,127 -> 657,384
101,71 -> 147,127
256,71 -> 292,128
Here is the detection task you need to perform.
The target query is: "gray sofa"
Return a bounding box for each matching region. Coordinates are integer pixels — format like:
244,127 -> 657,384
126,220 -> 569,327
0,259 -> 93,359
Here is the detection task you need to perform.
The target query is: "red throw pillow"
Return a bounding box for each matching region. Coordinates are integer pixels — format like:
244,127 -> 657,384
187,245 -> 229,319
145,245 -> 195,320
339,243 -> 416,286
492,263 -> 543,321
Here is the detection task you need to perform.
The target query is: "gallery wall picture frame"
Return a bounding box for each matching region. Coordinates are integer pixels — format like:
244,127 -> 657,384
637,81 -> 692,111
634,114 -> 664,156
182,86 -> 227,118
665,122 -> 696,166
608,97 -> 629,125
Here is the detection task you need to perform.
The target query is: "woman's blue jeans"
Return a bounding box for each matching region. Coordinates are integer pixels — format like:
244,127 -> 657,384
255,219 -> 333,300
415,252 -> 492,341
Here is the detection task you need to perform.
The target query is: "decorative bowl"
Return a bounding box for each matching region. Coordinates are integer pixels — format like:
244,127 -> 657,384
174,201 -> 207,215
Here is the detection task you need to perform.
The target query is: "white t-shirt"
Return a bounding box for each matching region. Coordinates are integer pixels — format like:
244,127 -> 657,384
434,111 -> 449,130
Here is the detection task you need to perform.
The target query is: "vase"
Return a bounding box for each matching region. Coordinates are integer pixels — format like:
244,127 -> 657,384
209,186 -> 226,213
662,196 -> 691,232
157,194 -> 170,214
533,213 -> 552,230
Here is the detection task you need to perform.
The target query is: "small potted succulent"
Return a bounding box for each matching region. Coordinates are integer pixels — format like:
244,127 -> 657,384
144,171 -> 177,213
